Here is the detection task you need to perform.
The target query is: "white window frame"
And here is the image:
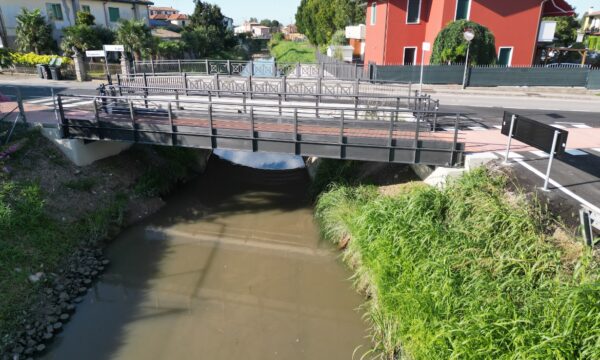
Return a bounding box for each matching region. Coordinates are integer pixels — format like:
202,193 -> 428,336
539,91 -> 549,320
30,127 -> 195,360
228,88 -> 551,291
497,47 -> 514,66
454,0 -> 472,20
403,46 -> 418,65
371,2 -> 377,26
406,0 -> 422,24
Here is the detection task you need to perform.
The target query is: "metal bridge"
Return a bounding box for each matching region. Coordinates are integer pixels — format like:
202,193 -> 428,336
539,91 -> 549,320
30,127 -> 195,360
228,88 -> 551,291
57,87 -> 464,167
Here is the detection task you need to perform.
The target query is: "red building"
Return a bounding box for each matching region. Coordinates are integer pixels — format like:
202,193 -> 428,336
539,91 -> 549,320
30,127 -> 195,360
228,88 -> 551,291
364,0 -> 575,66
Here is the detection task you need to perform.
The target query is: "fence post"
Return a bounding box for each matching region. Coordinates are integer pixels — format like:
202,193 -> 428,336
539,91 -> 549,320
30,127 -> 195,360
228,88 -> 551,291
143,73 -> 149,108
248,75 -> 253,99
214,74 -> 220,98
319,62 -> 325,78
340,109 -> 345,159
184,73 -> 189,96
168,102 -> 176,146
227,60 -> 232,75
150,58 -> 155,75
282,76 -> 287,101
317,77 -> 322,104
249,60 -> 254,77
296,62 -> 301,77
178,59 -> 182,73
205,59 -> 209,75
249,106 -> 255,151
273,61 -> 278,77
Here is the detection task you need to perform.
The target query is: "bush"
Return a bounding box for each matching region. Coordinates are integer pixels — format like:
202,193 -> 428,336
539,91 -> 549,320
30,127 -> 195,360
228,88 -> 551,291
9,52 -> 71,67
0,48 -> 13,68
431,20 -> 497,65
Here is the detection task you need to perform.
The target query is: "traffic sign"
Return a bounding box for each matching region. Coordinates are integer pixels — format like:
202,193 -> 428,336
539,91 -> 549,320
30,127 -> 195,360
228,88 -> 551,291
422,42 -> 431,52
103,44 -> 125,52
86,50 -> 106,57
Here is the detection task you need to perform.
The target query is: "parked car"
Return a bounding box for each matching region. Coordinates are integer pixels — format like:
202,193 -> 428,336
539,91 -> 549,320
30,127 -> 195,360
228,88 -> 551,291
545,63 -> 591,68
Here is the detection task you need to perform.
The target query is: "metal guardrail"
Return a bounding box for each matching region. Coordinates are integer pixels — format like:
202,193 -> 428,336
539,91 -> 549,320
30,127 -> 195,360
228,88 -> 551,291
133,59 -> 368,80
116,73 -> 418,108
57,93 -> 463,167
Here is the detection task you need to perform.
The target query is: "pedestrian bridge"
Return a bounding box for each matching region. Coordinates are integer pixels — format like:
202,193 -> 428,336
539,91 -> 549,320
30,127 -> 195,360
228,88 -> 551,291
56,89 -> 464,167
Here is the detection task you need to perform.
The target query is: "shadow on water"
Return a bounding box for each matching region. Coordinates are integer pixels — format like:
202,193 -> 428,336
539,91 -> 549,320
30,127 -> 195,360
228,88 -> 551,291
42,155 -> 370,360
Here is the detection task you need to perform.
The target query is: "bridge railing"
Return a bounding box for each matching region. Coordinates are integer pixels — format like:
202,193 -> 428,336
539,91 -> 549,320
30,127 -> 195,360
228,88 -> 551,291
56,94 -> 463,166
116,73 -> 416,107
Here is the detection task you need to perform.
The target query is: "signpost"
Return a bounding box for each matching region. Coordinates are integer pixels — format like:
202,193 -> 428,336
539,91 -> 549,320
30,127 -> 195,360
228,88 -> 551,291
501,111 -> 569,191
580,208 -> 598,247
85,45 -> 125,84
419,42 -> 431,94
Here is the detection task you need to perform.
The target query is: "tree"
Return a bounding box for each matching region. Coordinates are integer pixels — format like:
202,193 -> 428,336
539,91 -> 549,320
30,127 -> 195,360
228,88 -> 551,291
155,39 -> 185,59
296,0 -> 365,46
60,25 -> 102,56
115,19 -> 153,60
430,20 -> 497,65
249,17 -> 258,23
182,1 -> 237,58
0,48 -> 13,69
330,29 -> 347,46
544,16 -> 580,47
15,8 -> 55,54
76,11 -> 95,26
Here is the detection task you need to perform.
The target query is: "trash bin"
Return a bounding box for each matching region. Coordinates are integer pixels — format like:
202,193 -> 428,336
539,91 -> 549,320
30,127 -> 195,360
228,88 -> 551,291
36,64 -> 45,79
37,64 -> 52,79
49,66 -> 61,80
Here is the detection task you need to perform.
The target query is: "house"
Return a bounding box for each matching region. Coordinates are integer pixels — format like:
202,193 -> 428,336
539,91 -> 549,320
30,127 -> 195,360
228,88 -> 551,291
364,0 -> 575,66
151,28 -> 181,41
582,7 -> 600,36
0,0 -> 153,48
149,6 -> 178,17
282,24 -> 298,35
168,13 -> 189,27
345,24 -> 366,60
234,21 -> 271,38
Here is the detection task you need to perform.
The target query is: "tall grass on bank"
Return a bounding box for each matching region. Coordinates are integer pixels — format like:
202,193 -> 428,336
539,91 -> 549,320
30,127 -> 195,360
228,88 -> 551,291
316,169 -> 600,359
270,40 -> 317,63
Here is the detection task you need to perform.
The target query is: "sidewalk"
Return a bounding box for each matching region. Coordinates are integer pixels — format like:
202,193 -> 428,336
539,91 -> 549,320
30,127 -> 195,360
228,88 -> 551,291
423,84 -> 600,100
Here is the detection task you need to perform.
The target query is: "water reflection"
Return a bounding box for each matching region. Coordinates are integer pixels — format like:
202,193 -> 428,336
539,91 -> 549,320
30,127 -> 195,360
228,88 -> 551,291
42,157 -> 369,360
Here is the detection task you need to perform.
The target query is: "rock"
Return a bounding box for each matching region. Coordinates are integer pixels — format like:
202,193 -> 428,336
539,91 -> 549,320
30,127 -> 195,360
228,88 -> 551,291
28,272 -> 44,283
43,332 -> 53,340
83,279 -> 91,285
13,346 -> 24,354
52,323 -> 62,331
78,287 -> 87,294
59,292 -> 69,301
59,313 -> 69,321
24,347 -> 34,355
35,344 -> 46,352
101,260 -> 110,266
73,297 -> 83,304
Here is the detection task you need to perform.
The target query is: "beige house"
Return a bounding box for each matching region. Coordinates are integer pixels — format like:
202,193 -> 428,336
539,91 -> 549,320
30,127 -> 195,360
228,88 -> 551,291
582,8 -> 600,36
0,0 -> 153,48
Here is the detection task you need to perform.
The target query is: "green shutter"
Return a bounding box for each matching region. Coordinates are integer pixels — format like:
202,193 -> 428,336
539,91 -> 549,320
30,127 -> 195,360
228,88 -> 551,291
371,3 -> 377,25
109,7 -> 120,22
82,5 -> 91,13
498,48 -> 512,66
456,0 -> 470,20
46,3 -> 63,21
407,0 -> 420,23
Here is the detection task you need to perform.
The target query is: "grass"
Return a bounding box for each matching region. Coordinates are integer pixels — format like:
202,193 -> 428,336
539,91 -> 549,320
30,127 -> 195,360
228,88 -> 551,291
270,40 -> 317,63
0,181 -> 127,339
315,168 -> 600,359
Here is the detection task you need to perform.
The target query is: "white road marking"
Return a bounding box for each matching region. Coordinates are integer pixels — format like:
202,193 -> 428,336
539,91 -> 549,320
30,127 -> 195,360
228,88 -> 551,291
530,150 -> 549,158
441,126 -> 455,132
493,125 -> 502,129
27,97 -> 56,104
593,148 -> 600,154
551,124 -> 567,129
496,151 -> 524,159
571,124 -> 592,129
467,126 -> 487,131
61,100 -> 93,108
566,149 -> 588,156
514,159 -> 600,215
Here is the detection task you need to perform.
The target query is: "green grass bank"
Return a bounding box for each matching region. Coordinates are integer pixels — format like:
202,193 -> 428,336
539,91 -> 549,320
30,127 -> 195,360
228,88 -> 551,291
0,126 -> 200,349
315,168 -> 600,359
269,38 -> 316,63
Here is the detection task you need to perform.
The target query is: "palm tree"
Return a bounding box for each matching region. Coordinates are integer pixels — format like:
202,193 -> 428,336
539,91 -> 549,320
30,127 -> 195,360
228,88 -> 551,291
15,8 -> 55,54
115,19 -> 153,61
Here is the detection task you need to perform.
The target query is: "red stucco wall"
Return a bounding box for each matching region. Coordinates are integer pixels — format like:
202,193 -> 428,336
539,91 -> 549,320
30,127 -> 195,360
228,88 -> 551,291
364,0 -> 546,66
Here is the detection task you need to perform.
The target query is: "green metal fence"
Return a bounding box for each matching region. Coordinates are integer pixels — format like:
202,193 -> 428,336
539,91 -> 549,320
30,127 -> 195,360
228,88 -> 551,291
374,65 -> 600,89
588,70 -> 600,90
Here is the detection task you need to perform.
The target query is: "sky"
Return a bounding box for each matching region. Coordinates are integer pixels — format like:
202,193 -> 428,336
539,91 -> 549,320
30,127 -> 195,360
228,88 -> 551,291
151,0 -> 599,25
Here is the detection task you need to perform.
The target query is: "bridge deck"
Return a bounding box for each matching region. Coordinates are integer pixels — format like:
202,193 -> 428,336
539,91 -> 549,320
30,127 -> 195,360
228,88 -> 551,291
58,94 -> 464,167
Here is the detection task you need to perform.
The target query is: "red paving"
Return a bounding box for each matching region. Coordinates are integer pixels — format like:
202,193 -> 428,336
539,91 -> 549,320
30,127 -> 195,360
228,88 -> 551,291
3,101 -> 599,153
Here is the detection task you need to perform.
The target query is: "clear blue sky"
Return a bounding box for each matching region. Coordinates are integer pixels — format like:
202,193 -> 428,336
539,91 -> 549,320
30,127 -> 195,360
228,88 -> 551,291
151,0 -> 598,25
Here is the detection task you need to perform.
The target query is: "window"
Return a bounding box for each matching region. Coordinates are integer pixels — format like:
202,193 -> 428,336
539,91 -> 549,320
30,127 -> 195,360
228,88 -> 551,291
370,2 -> 377,25
46,3 -> 63,21
81,5 -> 91,13
497,47 -> 513,66
406,0 -> 421,24
455,0 -> 471,20
108,7 -> 120,22
404,47 -> 417,65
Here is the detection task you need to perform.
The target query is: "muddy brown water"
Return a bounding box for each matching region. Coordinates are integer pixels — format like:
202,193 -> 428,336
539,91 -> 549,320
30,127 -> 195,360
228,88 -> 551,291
42,157 -> 370,360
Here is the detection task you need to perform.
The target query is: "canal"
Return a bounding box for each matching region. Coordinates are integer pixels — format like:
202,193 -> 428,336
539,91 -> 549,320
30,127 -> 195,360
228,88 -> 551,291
42,155 -> 369,359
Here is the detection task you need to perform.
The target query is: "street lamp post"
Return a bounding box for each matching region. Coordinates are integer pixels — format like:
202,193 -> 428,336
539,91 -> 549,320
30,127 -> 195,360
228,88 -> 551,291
462,28 -> 475,89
